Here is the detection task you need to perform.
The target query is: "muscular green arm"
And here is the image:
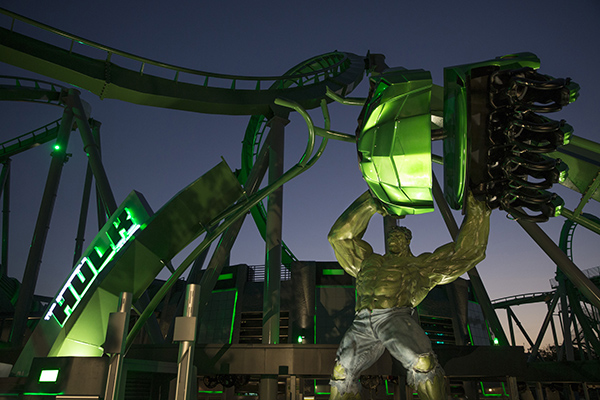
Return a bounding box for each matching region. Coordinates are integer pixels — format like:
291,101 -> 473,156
421,191 -> 491,285
327,191 -> 378,277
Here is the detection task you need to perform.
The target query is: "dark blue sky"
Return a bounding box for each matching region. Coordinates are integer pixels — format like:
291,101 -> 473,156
1,0 -> 599,348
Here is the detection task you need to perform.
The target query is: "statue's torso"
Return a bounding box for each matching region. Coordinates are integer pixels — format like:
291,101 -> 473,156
355,253 -> 433,310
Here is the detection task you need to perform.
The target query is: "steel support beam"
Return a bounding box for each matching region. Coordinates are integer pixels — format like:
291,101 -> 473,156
432,173 -> 509,345
73,163 -> 94,265
557,273 -> 575,361
10,105 -> 73,346
528,291 -> 560,362
517,218 -> 600,311
262,111 -> 288,400
0,159 -> 10,278
64,89 -> 118,215
263,114 -> 287,345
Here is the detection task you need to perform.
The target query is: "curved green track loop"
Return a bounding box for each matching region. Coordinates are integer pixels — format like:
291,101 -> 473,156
239,55 -> 366,266
559,213 -> 600,261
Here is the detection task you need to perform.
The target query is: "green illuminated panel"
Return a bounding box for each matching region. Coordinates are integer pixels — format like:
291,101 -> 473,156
44,206 -> 143,327
357,68 -> 434,216
322,269 -> 344,276
38,369 -> 59,383
218,273 -> 234,281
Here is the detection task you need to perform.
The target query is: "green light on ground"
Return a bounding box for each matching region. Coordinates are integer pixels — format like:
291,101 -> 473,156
39,369 -> 59,383
493,337 -> 499,345
54,144 -> 60,151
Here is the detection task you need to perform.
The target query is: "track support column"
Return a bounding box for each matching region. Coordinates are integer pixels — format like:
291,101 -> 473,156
10,103 -> 73,346
262,110 -> 289,400
0,159 -> 10,278
64,89 -> 118,215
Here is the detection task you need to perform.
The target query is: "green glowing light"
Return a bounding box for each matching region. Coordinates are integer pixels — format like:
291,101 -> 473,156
228,290 -> 239,344
39,369 -> 59,383
218,273 -> 234,281
322,269 -> 344,276
53,144 -> 61,151
297,335 -> 304,344
493,337 -> 499,345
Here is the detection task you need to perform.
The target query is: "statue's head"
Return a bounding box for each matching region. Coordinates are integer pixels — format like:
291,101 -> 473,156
387,226 -> 412,255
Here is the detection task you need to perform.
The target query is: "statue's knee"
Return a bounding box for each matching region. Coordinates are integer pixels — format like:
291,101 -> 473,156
413,353 -> 437,373
333,363 -> 347,380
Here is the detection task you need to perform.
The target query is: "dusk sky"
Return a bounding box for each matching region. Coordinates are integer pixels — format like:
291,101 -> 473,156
1,0 -> 599,349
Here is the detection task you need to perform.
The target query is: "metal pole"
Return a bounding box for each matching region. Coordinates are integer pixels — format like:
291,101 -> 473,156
0,159 -> 10,278
10,105 -> 73,346
557,273 -> 575,361
73,163 -> 93,265
516,217 -> 600,310
174,284 -> 200,400
262,111 -> 288,400
528,291 -> 560,362
263,115 -> 286,343
507,307 -> 535,349
507,308 -> 516,346
432,173 -> 509,345
104,292 -> 133,400
65,90 -> 118,215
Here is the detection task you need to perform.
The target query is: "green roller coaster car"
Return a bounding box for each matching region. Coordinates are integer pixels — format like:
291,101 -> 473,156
357,68 -> 434,216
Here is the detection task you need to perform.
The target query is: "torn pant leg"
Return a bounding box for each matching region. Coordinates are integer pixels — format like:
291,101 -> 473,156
330,310 -> 385,399
370,308 -> 446,390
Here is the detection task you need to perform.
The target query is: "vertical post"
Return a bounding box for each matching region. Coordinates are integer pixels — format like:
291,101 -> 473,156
0,159 -> 10,278
65,89 -> 118,215
582,383 -> 590,400
507,308 -> 516,346
261,111 -> 288,400
174,284 -> 200,400
73,163 -> 94,265
557,274 -> 575,361
10,104 -> 73,346
535,382 -> 544,400
104,292 -> 133,400
507,377 -> 519,400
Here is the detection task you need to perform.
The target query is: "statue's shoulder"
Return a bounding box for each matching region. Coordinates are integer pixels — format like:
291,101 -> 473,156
362,252 -> 385,267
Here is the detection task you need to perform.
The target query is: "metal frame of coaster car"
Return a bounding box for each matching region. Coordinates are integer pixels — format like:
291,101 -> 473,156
442,52 -> 579,222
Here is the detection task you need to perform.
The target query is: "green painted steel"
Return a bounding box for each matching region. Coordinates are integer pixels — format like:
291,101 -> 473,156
238,52 -> 367,265
13,161 -> 244,376
442,52 -> 541,209
357,68 -> 434,216
0,8 -> 364,116
547,137 -> 600,204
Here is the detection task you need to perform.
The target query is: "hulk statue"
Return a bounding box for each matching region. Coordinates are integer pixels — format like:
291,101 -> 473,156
327,190 -> 491,400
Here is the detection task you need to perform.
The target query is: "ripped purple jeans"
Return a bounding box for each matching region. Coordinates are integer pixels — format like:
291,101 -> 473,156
330,307 -> 444,395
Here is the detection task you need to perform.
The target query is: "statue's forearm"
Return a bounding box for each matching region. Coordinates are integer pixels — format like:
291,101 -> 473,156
328,191 -> 379,242
454,191 -> 491,264
328,191 -> 378,276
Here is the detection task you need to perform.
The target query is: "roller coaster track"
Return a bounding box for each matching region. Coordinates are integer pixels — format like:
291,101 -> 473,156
0,76 -> 71,161
0,7 -> 365,116
492,291 -> 556,309
0,7 -> 368,266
